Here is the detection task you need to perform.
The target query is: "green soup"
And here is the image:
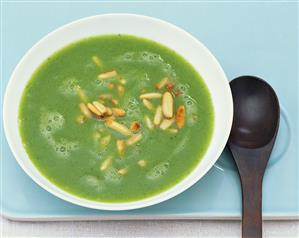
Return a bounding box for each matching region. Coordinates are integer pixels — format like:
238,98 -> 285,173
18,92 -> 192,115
19,35 -> 214,202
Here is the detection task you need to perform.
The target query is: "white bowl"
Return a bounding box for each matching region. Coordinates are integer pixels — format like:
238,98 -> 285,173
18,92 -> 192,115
3,14 -> 233,211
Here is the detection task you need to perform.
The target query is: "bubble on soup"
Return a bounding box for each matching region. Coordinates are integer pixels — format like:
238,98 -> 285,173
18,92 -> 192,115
125,98 -> 141,119
140,51 -> 153,63
54,145 -> 69,157
89,150 -> 104,161
53,139 -> 78,158
96,150 -> 108,160
187,112 -> 198,125
183,95 -> 197,110
164,64 -> 171,70
141,51 -> 163,65
95,78 -> 111,88
39,112 -> 77,157
59,77 -> 79,96
146,161 -> 170,180
95,78 -> 104,86
80,175 -> 104,192
114,51 -> 177,78
121,52 -> 135,62
127,98 -> 139,108
59,146 -> 66,152
176,83 -> 190,94
162,64 -> 177,79
46,135 -> 56,146
181,95 -> 198,126
66,141 -> 78,151
142,52 -> 148,58
104,167 -> 123,184
40,112 -> 64,137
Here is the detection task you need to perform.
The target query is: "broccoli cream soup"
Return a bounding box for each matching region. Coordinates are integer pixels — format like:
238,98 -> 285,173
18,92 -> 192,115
19,35 -> 214,202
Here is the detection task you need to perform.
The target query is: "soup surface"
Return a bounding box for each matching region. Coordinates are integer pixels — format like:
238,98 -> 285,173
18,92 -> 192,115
19,35 -> 214,202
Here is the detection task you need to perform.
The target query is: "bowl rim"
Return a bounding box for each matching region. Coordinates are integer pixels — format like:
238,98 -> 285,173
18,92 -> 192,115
3,13 -> 233,211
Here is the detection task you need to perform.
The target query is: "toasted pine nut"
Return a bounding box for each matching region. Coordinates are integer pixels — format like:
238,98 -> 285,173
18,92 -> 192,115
142,99 -> 154,111
162,92 -> 174,118
137,160 -> 147,168
93,101 -> 107,114
156,77 -> 169,89
154,106 -> 163,126
111,98 -> 119,106
75,85 -> 88,102
107,83 -> 115,89
117,168 -> 128,176
140,92 -> 162,100
92,56 -> 102,67
126,133 -> 142,146
117,85 -> 125,96
105,119 -> 132,136
116,140 -> 125,156
105,107 -> 113,116
176,105 -> 186,129
112,108 -> 126,117
100,156 -> 113,171
87,103 -> 102,116
100,135 -> 111,147
98,70 -> 117,79
160,118 -> 175,130
145,116 -> 154,130
119,78 -> 127,85
79,103 -> 92,118
99,94 -> 113,100
130,121 -> 141,133
168,128 -> 178,134
166,83 -> 174,92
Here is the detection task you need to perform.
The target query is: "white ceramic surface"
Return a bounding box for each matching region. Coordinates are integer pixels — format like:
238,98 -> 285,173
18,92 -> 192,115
3,14 -> 233,210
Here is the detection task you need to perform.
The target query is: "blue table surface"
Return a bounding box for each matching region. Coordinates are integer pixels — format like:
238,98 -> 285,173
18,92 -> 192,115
1,1 -> 298,219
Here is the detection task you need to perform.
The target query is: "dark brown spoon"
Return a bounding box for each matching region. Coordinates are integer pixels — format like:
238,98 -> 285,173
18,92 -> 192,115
228,76 -> 280,238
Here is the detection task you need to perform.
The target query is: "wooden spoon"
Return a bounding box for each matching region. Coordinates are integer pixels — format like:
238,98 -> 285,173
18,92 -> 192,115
228,76 -> 280,238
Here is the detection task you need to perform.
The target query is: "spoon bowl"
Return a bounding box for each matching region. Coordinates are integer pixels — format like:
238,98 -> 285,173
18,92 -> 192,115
229,76 -> 280,149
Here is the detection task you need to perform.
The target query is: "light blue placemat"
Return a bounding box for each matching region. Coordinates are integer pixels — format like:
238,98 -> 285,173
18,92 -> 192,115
1,1 -> 298,220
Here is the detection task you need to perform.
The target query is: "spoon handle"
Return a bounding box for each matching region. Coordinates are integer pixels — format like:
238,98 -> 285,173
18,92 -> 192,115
240,175 -> 263,238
